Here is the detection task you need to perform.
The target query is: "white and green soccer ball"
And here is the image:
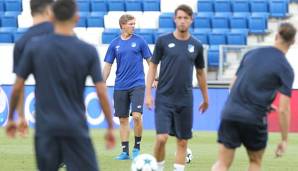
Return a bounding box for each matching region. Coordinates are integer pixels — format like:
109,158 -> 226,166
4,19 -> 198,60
131,154 -> 158,171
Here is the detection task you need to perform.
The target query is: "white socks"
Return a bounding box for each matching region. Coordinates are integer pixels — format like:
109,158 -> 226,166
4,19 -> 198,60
157,161 -> 185,171
173,163 -> 185,171
157,161 -> 165,171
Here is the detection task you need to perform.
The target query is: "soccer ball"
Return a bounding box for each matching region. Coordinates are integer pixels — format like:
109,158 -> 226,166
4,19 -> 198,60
131,154 -> 158,171
185,148 -> 193,164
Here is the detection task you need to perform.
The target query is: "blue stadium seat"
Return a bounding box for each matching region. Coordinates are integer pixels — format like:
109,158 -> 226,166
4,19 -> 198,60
214,0 -> 231,12
214,12 -> 232,17
212,28 -> 229,33
5,0 -> 22,12
232,0 -> 250,13
248,14 -> 268,34
4,11 -> 20,16
227,32 -> 247,45
269,0 -> 289,18
77,0 -> 90,12
250,0 -> 269,13
192,28 -> 210,44
233,12 -> 250,17
229,16 -> 247,29
208,45 -> 219,67
13,27 -> 27,42
159,13 -> 174,28
143,0 -> 160,11
125,0 -> 142,11
211,15 -> 229,29
87,12 -> 105,27
108,0 -> 125,11
1,15 -> 17,27
76,12 -> 88,27
102,29 -> 120,44
194,13 -> 212,29
136,29 -> 155,44
208,31 -> 226,45
0,1 -> 4,12
91,0 -> 108,12
197,0 -> 214,13
0,27 -> 15,42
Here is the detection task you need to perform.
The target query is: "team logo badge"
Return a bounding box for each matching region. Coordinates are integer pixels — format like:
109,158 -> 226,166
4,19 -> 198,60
116,45 -> 120,51
168,43 -> 175,48
188,44 -> 194,53
131,42 -> 137,48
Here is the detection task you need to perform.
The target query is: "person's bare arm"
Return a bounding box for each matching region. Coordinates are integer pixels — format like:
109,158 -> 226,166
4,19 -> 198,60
275,94 -> 291,157
95,82 -> 115,149
95,82 -> 113,128
6,77 -> 27,138
196,68 -> 209,113
102,63 -> 112,82
145,62 -> 158,110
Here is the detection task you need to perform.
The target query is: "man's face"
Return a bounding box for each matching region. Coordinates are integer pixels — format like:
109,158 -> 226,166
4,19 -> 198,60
174,10 -> 193,33
122,19 -> 136,35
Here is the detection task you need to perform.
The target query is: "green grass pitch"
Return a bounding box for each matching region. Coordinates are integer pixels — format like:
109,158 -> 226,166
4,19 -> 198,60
0,129 -> 297,171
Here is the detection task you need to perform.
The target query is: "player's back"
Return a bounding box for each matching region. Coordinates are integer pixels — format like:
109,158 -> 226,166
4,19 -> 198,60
13,22 -> 53,72
18,33 -> 102,137
222,46 -> 294,125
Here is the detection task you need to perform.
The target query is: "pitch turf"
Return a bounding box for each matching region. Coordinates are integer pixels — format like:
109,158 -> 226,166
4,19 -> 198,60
0,129 -> 297,171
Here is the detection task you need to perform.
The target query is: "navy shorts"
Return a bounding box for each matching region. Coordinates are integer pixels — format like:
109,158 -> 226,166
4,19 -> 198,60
155,102 -> 193,139
113,86 -> 145,118
35,136 -> 99,171
217,119 -> 268,151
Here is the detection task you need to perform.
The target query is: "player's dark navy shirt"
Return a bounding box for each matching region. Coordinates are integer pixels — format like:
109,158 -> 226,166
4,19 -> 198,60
151,33 -> 205,106
16,33 -> 103,137
222,46 -> 294,125
104,34 -> 152,90
13,22 -> 53,73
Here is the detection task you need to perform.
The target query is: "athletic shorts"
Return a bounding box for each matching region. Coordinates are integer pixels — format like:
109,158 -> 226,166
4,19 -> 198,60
217,119 -> 268,151
155,102 -> 193,139
113,86 -> 145,118
35,136 -> 99,171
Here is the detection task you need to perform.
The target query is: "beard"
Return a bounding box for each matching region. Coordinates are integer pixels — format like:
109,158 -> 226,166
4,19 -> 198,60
177,25 -> 188,32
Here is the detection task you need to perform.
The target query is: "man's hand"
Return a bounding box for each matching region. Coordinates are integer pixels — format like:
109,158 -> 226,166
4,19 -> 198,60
268,104 -> 277,113
153,80 -> 158,88
105,128 -> 116,150
145,95 -> 154,110
275,140 -> 287,157
6,120 -> 17,138
199,101 -> 208,113
18,117 -> 28,137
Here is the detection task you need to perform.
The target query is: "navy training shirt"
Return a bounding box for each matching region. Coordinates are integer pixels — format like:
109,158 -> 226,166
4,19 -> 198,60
16,33 -> 103,137
13,22 -> 53,73
104,34 -> 152,90
151,33 -> 205,106
222,46 -> 294,125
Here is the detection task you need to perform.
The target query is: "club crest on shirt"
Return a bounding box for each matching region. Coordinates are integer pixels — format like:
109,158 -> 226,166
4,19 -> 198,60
115,45 -> 120,51
188,44 -> 194,53
168,43 -> 175,48
131,42 -> 137,48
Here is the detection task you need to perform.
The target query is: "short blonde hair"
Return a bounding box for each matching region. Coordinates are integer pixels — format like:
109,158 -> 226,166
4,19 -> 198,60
119,14 -> 135,29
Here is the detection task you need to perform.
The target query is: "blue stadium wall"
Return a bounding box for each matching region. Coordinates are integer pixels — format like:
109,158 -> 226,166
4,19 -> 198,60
0,85 -> 228,131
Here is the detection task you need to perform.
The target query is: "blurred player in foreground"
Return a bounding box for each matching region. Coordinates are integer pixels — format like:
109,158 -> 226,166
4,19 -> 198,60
212,22 -> 296,171
12,0 -> 54,138
6,0 -> 115,170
